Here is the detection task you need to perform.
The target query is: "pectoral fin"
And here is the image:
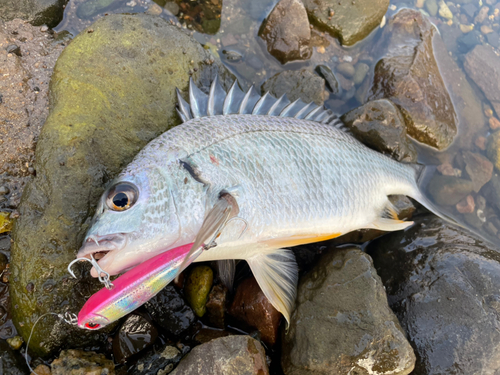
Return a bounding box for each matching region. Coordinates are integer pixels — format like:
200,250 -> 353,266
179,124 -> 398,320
246,249 -> 298,326
365,217 -> 413,231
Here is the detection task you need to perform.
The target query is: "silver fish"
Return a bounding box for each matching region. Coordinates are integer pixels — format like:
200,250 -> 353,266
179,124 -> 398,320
76,76 -> 443,323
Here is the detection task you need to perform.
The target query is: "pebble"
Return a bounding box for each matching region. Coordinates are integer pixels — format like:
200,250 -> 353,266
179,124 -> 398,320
456,195 -> 475,213
416,0 -> 425,8
31,364 -> 51,375
40,25 -> 49,32
0,186 -> 9,195
460,24 -> 474,33
426,0 -> 438,16
475,6 -> 490,24
6,44 -> 21,57
438,0 -> 453,19
336,62 -> 355,78
437,162 -> 456,176
185,265 -> 213,317
489,117 -> 500,129
352,62 -> 369,85
482,25 -> 494,34
484,105 -> 494,118
0,212 -> 13,234
476,136 -> 487,150
6,335 -> 23,350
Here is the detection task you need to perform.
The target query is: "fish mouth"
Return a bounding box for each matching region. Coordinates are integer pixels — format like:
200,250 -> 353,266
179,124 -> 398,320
77,233 -> 128,277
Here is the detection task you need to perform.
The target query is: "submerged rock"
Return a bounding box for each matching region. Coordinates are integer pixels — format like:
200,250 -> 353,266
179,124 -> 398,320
0,0 -> 68,27
112,315 -> 158,363
229,276 -> 281,346
428,175 -> 474,206
282,247 -> 415,375
341,99 -> 418,163
487,130 -> 500,172
51,349 -> 114,375
10,13 -> 233,357
370,9 -> 458,150
369,215 -> 500,375
130,344 -> 182,375
171,335 -> 269,375
259,0 -> 312,64
302,0 -> 389,46
315,65 -> 340,95
463,151 -> 493,192
261,69 -> 326,105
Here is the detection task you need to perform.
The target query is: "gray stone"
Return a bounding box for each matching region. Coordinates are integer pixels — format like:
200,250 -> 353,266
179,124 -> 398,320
336,62 -> 355,78
369,215 -> 500,375
428,175 -> 475,206
282,248 -> 415,375
341,99 -> 418,163
302,0 -> 389,46
369,9 -> 458,150
131,345 -> 182,375
315,65 -> 340,95
464,45 -> 500,117
262,69 -> 326,105
259,0 -> 312,64
171,336 -> 269,375
0,0 -> 68,28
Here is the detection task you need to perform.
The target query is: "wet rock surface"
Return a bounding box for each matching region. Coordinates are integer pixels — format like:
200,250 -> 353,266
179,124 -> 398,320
171,335 -> 269,375
464,44 -> 500,117
51,349 -> 114,375
261,69 -> 326,105
302,0 -> 389,46
259,0 -> 312,64
341,99 -> 418,163
0,0 -> 68,27
10,13 -> 233,357
428,175 -> 475,206
144,285 -> 196,336
369,215 -> 500,375
0,20 -> 65,211
370,9 -> 458,150
0,339 -> 30,375
229,276 -> 281,346
205,283 -> 227,329
282,247 -> 415,375
130,344 -> 182,375
112,314 -> 158,364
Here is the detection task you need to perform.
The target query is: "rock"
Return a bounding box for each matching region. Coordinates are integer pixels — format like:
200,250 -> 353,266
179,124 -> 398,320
456,195 -> 475,213
76,0 -> 115,19
205,284 -> 227,329
457,30 -> 481,53
229,276 -> 281,346
426,0 -> 438,16
185,265 -> 214,318
336,62 -> 355,78
464,45 -> 500,117
282,247 -> 415,375
428,175 -> 474,205
171,335 -> 269,375
10,13 -> 233,357
487,131 -> 500,172
315,65 -> 340,95
341,99 -> 418,163
490,117 -> 500,130
194,328 -> 231,344
0,339 -> 30,374
113,315 -> 158,363
144,285 -> 196,336
302,0 -> 390,46
51,349 -> 114,375
352,62 -> 369,85
0,213 -> 12,234
475,5 -> 490,24
369,215 -> 500,375
6,44 -> 21,57
31,364 -> 51,375
259,0 -> 312,64
130,344 -> 182,375
438,0 -> 453,19
6,335 -> 23,350
262,69 -> 326,105
369,9 -> 458,150
0,0 -> 68,27
0,187 -> 9,196
463,151 -> 493,192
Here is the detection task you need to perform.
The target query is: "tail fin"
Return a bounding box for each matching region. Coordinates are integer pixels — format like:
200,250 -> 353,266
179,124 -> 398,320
410,164 -> 499,249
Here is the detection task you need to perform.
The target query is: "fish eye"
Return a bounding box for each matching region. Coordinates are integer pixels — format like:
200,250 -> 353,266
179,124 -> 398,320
106,183 -> 139,212
85,322 -> 100,329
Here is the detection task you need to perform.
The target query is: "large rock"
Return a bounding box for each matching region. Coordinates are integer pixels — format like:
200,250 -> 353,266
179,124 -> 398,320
369,215 -> 500,374
464,45 -> 500,117
0,0 -> 68,27
259,0 -> 312,64
302,0 -> 389,46
369,9 -> 458,150
171,335 -> 269,375
261,69 -> 326,106
340,99 -> 418,163
51,349 -> 115,375
10,13 -> 233,357
282,247 -> 415,375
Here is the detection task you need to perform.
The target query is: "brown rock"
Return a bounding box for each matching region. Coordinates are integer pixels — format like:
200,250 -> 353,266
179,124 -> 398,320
464,45 -> 500,117
490,117 -> 500,130
31,365 -> 51,375
259,0 -> 312,64
464,151 -> 494,192
428,175 -> 474,206
437,162 -> 456,176
205,283 -> 227,329
51,350 -> 115,375
370,9 -> 458,150
476,136 -> 487,150
475,6 -> 490,24
456,195 -> 475,213
229,276 -> 281,346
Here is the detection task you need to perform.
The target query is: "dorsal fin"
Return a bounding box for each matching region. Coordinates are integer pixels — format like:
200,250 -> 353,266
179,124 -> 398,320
176,76 -> 341,126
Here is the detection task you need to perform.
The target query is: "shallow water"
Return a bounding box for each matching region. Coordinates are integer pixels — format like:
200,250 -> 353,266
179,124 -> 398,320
52,0 -> 500,248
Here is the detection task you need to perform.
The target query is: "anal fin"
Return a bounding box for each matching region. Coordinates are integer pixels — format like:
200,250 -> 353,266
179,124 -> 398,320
246,249 -> 298,326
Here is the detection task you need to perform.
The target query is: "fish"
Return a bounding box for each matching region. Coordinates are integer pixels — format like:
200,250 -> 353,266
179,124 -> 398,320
75,76 -> 448,327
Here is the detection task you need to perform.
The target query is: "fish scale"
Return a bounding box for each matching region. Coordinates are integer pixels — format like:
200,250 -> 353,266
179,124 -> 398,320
77,77 -> 449,328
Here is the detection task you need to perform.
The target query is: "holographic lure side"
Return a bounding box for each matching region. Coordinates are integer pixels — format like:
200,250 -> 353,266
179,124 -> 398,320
77,243 -> 194,329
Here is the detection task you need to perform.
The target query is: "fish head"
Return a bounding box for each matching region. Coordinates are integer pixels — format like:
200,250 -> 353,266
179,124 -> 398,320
77,166 -> 182,277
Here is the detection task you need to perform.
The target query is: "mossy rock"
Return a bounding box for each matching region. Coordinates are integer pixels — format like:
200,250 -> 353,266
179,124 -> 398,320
487,131 -> 500,172
185,266 -> 214,317
10,13 -> 233,357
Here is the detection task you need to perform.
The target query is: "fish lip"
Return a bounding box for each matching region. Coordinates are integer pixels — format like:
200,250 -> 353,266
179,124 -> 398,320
77,233 -> 128,259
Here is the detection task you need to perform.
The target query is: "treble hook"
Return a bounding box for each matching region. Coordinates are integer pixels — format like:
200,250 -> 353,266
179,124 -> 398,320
68,254 -> 114,290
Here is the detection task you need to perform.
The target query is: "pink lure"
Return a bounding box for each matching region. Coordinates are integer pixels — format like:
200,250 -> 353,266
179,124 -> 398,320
78,243 -> 196,330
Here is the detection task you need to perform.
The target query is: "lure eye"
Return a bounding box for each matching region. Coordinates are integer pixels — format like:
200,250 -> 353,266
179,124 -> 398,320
85,322 -> 100,329
106,183 -> 139,211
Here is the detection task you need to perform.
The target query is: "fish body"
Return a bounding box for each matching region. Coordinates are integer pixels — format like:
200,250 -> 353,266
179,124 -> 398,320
77,77 -> 431,327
